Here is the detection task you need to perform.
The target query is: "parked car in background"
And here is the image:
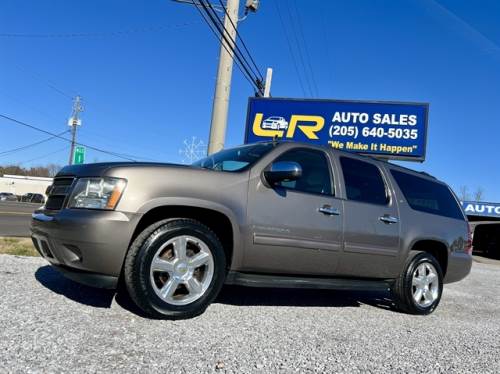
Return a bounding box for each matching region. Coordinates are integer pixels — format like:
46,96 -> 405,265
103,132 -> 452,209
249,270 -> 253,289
31,142 -> 472,319
0,192 -> 18,201
21,193 -> 45,204
30,193 -> 45,204
20,193 -> 34,202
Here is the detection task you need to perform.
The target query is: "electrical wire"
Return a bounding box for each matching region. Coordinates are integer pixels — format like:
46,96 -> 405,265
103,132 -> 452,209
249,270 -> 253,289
0,130 -> 70,157
13,64 -> 75,100
291,0 -> 319,96
283,0 -> 315,97
0,113 -> 142,162
274,1 -> 307,97
192,1 -> 260,92
198,0 -> 262,92
0,22 -> 200,39
17,146 -> 70,165
217,0 -> 263,81
320,10 -> 334,95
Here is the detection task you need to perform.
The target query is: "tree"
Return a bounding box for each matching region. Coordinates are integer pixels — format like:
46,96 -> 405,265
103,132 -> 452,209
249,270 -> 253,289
46,163 -> 62,177
458,185 -> 485,202
473,187 -> 484,202
0,164 -> 62,178
459,185 -> 470,201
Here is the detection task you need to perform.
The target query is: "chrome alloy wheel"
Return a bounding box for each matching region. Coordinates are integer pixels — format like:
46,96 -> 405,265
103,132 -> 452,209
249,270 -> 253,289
411,262 -> 439,308
149,235 -> 214,306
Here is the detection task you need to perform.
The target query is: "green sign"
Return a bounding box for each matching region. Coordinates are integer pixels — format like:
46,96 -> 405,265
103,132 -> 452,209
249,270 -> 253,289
73,146 -> 85,165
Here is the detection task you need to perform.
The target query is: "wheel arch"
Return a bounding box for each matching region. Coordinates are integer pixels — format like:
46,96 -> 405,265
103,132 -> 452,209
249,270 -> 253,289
409,239 -> 449,276
125,200 -> 240,273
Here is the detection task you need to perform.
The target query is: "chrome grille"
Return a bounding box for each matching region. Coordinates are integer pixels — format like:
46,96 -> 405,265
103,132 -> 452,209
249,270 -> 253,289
45,177 -> 75,210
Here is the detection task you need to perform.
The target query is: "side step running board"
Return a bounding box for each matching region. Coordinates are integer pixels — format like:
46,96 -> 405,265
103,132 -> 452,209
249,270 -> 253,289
225,271 -> 391,292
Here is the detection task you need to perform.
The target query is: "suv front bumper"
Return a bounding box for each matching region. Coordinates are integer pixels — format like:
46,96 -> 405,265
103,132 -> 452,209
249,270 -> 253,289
31,209 -> 141,289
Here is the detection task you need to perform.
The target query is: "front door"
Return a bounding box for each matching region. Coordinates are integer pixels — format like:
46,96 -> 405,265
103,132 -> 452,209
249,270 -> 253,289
244,147 -> 343,276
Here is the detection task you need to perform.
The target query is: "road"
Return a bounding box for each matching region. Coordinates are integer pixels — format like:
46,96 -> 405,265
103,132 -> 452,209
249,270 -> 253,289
0,201 -> 39,236
0,255 -> 499,373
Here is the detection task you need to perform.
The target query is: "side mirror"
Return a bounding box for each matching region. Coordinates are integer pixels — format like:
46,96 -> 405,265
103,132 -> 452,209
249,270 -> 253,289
263,161 -> 302,187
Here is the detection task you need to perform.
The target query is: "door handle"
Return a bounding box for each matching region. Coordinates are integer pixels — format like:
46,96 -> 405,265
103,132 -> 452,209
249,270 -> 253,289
379,215 -> 399,224
318,205 -> 340,216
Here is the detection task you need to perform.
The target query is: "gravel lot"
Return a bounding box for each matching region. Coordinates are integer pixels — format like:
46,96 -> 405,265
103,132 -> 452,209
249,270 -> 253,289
0,254 -> 499,373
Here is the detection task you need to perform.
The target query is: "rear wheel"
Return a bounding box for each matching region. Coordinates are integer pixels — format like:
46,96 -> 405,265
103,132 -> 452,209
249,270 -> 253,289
124,219 -> 226,319
392,252 -> 443,315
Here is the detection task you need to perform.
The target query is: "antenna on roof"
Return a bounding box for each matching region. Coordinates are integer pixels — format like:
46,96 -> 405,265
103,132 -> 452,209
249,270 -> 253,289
272,135 -> 279,146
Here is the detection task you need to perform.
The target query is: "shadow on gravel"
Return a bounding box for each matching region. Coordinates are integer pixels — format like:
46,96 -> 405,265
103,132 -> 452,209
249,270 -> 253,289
34,265 -> 154,317
215,285 -> 394,311
35,265 -> 395,317
35,265 -> 115,308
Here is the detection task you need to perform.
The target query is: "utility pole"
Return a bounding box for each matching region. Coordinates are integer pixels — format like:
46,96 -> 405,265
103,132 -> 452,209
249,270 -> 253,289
68,95 -> 83,165
172,0 -> 260,154
207,0 -> 240,155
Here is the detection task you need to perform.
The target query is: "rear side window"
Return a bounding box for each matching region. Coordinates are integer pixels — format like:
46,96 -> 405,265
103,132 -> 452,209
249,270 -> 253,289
340,157 -> 388,205
274,148 -> 333,195
391,170 -> 464,220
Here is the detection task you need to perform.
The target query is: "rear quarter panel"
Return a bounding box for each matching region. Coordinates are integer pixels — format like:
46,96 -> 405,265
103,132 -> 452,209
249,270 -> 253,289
384,165 -> 470,281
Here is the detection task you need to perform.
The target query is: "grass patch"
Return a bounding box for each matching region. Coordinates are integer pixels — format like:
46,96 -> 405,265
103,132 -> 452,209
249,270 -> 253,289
0,237 -> 39,257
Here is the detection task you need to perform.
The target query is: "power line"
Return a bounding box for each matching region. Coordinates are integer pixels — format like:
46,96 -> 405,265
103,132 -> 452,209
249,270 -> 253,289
198,0 -> 262,89
193,2 -> 256,88
291,0 -> 319,96
0,22 -> 200,39
13,64 -> 75,100
192,0 -> 260,91
320,10 -> 335,96
283,0 -> 315,97
217,0 -> 263,81
0,113 -> 141,162
0,130 -> 70,157
17,146 -> 70,165
274,0 -> 307,97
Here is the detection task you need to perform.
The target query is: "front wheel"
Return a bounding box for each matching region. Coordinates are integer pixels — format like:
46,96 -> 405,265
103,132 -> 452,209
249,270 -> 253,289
391,252 -> 443,315
124,219 -> 226,319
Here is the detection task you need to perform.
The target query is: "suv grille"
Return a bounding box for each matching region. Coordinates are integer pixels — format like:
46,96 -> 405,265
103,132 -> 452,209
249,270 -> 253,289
45,177 -> 75,210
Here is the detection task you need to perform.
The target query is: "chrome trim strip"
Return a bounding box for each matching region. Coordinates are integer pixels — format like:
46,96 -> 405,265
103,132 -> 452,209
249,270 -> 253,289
253,234 -> 341,252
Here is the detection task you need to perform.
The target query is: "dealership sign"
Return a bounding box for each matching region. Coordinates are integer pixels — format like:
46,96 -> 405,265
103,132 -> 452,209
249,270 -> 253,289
245,97 -> 429,161
461,201 -> 500,218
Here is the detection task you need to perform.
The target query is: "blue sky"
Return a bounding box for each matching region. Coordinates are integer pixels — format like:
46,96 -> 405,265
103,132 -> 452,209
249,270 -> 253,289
1,0 -> 499,200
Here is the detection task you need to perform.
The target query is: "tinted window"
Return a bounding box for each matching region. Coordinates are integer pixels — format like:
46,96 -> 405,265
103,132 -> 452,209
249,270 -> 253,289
391,170 -> 464,220
274,149 -> 332,195
193,143 -> 274,172
340,157 -> 388,205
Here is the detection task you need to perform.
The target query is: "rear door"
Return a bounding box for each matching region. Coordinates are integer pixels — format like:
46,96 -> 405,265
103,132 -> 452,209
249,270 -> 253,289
336,156 -> 401,278
244,147 -> 344,276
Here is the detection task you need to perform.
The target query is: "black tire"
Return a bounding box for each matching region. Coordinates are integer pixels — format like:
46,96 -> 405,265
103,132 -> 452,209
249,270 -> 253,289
391,252 -> 443,315
124,218 -> 226,319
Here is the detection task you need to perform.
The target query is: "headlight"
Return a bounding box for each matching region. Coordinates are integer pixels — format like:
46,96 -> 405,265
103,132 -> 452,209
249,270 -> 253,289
67,177 -> 127,210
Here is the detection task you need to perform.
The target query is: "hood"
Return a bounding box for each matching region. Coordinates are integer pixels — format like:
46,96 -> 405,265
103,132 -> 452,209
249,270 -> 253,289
56,162 -> 193,178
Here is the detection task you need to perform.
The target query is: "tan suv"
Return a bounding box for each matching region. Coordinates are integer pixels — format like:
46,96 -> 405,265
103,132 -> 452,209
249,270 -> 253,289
32,142 -> 472,319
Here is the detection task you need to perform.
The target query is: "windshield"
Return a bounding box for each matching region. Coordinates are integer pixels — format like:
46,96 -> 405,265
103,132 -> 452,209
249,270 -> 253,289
193,143 -> 275,172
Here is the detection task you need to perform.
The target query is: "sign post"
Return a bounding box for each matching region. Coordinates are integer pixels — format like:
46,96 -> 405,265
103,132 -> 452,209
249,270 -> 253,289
73,146 -> 86,165
245,97 -> 429,161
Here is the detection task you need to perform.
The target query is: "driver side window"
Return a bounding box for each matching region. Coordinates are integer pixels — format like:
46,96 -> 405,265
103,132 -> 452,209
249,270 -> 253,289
274,148 -> 333,195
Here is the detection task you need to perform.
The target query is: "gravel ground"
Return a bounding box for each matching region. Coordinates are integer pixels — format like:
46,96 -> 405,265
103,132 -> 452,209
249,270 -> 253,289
0,255 -> 499,373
